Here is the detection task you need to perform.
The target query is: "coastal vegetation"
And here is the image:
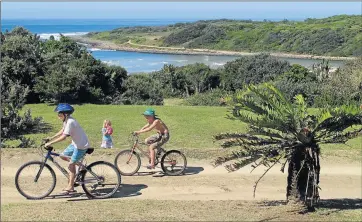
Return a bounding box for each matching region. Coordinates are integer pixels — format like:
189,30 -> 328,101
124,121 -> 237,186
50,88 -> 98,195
87,15 -> 362,57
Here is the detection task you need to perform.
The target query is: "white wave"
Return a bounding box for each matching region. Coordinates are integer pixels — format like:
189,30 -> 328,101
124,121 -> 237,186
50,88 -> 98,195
76,42 -> 89,46
39,32 -> 89,40
102,60 -> 119,65
88,48 -> 116,52
137,58 -> 144,61
211,62 -> 226,66
88,48 -> 102,51
149,61 -> 169,66
174,59 -> 188,63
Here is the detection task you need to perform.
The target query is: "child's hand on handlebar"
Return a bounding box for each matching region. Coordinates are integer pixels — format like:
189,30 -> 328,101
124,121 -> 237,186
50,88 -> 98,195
43,138 -> 51,143
133,131 -> 140,136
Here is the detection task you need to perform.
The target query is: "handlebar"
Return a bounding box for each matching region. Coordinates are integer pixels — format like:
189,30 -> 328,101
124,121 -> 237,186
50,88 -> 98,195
129,132 -> 140,144
37,138 -> 53,155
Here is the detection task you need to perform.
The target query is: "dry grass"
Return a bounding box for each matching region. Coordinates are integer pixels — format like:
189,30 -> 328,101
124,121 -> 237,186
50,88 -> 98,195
2,199 -> 361,221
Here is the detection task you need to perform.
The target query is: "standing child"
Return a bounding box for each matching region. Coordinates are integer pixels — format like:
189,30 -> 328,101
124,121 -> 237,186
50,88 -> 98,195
101,120 -> 113,148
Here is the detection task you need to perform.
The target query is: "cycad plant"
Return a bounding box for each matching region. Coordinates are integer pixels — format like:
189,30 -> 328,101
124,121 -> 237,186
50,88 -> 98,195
213,83 -> 362,210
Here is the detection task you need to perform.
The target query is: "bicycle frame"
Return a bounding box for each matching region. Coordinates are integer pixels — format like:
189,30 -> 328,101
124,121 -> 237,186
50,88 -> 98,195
35,148 -> 98,184
127,135 -> 152,163
126,134 -> 170,166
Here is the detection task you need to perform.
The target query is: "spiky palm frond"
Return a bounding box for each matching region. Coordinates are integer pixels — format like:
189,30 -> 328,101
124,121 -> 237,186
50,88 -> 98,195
215,83 -> 362,170
313,105 -> 362,142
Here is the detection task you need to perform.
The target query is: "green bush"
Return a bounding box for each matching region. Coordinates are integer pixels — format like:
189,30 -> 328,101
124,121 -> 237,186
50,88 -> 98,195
118,74 -> 164,105
184,89 -> 229,106
221,54 -> 291,91
1,75 -> 49,148
315,57 -> 362,107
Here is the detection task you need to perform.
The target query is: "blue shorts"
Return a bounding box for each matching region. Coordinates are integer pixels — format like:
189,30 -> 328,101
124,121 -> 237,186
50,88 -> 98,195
62,144 -> 87,163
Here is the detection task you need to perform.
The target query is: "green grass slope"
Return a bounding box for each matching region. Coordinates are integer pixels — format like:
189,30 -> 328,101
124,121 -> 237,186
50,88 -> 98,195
87,15 -> 362,57
16,104 -> 361,161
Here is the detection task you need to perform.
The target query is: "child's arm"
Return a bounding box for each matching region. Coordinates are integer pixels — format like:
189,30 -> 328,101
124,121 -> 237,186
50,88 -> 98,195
45,134 -> 67,147
136,120 -> 159,134
141,123 -> 149,130
47,128 -> 64,140
45,121 -> 72,147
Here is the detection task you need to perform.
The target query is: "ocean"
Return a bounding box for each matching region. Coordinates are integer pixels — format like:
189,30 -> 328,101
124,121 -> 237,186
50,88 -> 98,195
1,19 -> 345,73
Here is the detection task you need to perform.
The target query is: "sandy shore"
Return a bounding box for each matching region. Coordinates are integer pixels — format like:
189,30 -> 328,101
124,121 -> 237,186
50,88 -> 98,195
71,35 -> 356,61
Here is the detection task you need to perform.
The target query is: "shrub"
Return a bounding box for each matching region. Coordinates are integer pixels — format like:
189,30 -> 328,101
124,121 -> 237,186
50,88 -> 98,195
184,88 -> 229,106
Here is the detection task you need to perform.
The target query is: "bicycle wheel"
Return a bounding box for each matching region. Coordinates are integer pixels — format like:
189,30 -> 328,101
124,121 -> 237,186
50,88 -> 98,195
15,161 -> 56,199
161,150 -> 187,176
114,150 -> 141,176
81,161 -> 121,199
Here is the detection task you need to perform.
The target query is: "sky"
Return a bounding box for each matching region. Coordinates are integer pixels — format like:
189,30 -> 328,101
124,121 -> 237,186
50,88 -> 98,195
1,2 -> 361,20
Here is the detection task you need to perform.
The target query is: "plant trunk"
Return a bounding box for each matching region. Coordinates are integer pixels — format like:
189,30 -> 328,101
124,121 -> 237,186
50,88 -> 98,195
286,145 -> 320,211
185,86 -> 190,97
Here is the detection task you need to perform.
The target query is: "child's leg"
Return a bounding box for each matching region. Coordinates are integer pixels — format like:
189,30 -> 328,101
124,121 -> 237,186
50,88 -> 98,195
61,145 -> 73,162
66,162 -> 77,191
149,145 -> 156,167
65,148 -> 87,191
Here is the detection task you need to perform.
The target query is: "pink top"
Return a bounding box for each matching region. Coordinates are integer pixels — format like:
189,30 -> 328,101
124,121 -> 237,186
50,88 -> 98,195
106,126 -> 113,135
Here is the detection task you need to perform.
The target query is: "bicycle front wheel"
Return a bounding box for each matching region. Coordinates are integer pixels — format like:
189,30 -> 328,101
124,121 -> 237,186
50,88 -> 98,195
15,161 -> 56,199
161,150 -> 187,176
114,150 -> 141,176
81,161 -> 121,199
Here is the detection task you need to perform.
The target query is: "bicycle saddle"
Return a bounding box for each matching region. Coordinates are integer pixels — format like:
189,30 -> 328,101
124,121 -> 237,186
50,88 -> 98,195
86,148 -> 94,154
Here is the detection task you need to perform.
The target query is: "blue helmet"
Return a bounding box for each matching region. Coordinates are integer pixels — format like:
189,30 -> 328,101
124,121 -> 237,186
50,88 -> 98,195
54,103 -> 74,114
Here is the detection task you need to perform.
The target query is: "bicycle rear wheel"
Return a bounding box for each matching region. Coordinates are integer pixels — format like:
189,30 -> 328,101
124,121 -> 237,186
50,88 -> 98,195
161,150 -> 187,176
81,161 -> 121,199
15,161 -> 56,199
114,150 -> 141,176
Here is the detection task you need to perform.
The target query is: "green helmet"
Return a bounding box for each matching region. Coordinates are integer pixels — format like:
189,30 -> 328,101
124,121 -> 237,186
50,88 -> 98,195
142,108 -> 156,116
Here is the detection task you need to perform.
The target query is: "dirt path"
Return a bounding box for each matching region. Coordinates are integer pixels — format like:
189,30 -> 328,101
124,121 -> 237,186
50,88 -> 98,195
1,152 -> 361,205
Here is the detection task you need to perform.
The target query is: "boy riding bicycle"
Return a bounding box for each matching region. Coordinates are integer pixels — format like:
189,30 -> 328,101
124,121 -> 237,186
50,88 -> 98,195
134,108 -> 169,169
45,103 -> 90,194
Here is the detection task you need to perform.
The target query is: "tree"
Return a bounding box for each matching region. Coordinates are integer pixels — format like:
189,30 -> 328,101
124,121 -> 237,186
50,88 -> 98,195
120,74 -> 163,105
1,74 -> 48,148
183,63 -> 216,94
221,54 -> 290,91
316,57 -> 362,107
1,27 -> 44,103
311,59 -> 331,81
213,83 -> 362,210
274,64 -> 320,106
151,64 -> 184,97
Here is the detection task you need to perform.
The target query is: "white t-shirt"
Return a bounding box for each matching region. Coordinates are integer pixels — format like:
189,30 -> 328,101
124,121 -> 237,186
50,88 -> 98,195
63,117 -> 90,150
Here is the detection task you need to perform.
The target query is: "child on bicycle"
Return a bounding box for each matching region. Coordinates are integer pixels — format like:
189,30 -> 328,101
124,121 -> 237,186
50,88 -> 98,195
101,120 -> 113,148
45,103 -> 90,194
134,108 -> 169,169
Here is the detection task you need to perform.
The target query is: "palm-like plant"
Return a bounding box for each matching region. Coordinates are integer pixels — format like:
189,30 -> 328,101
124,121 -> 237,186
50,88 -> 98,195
213,83 -> 362,210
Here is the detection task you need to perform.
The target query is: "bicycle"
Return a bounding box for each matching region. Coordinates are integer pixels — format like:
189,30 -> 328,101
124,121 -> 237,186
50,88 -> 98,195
114,133 -> 187,176
15,139 -> 121,200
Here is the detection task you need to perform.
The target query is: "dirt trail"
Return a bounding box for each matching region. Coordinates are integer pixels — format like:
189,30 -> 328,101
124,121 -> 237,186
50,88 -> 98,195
1,152 -> 361,205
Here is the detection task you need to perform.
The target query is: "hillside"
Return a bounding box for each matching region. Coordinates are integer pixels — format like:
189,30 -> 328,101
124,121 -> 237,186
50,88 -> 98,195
86,15 -> 362,57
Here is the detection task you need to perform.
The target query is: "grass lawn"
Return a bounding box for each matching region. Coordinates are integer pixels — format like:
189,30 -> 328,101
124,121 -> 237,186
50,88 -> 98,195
2,199 -> 361,221
22,104 -> 244,150
10,104 -> 360,160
